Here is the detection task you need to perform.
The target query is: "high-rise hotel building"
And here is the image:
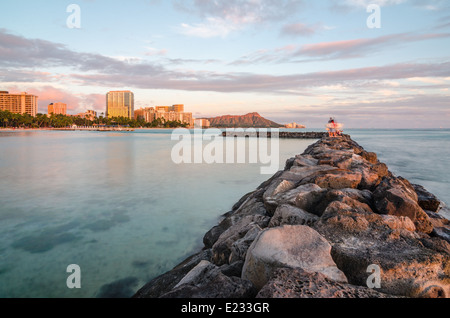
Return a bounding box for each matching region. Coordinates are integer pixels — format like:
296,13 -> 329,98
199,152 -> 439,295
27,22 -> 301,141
106,91 -> 134,119
134,105 -> 194,127
0,91 -> 38,117
48,102 -> 67,115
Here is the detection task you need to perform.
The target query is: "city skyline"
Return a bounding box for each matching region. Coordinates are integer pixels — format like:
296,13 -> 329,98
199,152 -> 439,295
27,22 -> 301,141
1,0 -> 450,128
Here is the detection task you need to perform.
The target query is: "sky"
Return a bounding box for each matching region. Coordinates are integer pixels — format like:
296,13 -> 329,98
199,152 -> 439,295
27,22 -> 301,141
0,0 -> 449,128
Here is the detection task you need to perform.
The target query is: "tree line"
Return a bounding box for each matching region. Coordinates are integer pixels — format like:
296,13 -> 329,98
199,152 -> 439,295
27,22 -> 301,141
0,110 -> 189,129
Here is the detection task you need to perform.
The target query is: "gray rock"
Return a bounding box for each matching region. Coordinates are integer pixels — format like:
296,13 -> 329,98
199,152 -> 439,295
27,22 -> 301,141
262,178 -> 296,215
373,176 -> 433,233
433,226 -> 450,244
279,164 -> 338,183
319,201 -> 371,234
257,267 -> 397,298
412,183 -> 442,212
204,189 -> 268,249
314,188 -> 374,217
381,215 -> 416,232
203,211 -> 233,248
232,188 -> 268,220
293,154 -> 318,167
133,249 -> 212,298
293,184 -> 328,215
211,214 -> 270,265
268,204 -> 319,227
241,225 -> 347,291
313,169 -> 362,190
161,260 -> 257,298
331,238 -> 450,298
264,183 -> 326,216
229,225 -> 263,264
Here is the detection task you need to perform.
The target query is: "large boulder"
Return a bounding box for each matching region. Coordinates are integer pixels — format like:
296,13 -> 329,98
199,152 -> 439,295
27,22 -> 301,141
412,184 -> 442,212
241,225 -> 347,290
318,201 -> 371,234
263,183 -> 326,215
313,170 -> 362,189
133,249 -> 212,298
211,214 -> 270,265
373,176 -> 433,233
331,238 -> 450,298
268,204 -> 319,227
279,165 -> 338,184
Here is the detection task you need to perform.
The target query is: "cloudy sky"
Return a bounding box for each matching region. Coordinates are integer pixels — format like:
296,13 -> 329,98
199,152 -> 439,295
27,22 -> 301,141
1,0 -> 449,128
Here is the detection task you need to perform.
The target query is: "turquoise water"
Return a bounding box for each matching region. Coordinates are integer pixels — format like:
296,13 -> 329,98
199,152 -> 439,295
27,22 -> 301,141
347,129 -> 450,213
0,129 -> 312,298
0,129 -> 448,298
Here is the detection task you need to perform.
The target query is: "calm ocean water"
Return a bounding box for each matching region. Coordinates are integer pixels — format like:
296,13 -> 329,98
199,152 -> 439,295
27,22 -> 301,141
0,128 -> 449,298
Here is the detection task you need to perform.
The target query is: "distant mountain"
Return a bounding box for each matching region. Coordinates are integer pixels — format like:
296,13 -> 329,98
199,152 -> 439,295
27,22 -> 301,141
205,112 -> 284,128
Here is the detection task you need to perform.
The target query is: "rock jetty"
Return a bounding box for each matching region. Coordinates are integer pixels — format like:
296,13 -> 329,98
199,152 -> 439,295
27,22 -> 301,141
133,135 -> 450,298
222,131 -> 327,139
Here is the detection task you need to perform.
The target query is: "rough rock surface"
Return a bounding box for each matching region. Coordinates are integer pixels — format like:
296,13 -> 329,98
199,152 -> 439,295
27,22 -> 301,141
134,135 -> 450,298
242,225 -> 347,290
256,267 -> 397,298
160,260 -> 257,298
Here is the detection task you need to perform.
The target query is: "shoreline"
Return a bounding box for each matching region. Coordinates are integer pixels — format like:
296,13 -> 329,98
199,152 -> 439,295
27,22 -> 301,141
2,127 -> 449,131
133,134 -> 450,299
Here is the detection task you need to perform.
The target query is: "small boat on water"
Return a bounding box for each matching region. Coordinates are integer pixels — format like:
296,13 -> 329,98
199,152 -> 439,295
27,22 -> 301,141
326,117 -> 343,137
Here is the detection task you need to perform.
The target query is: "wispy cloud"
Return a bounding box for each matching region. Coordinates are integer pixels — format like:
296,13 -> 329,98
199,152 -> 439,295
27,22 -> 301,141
174,0 -> 305,37
0,29 -> 166,75
274,93 -> 450,128
174,0 -> 304,23
293,32 -> 450,61
343,0 -> 406,8
334,0 -> 448,12
162,57 -> 222,66
177,17 -> 241,38
230,32 -> 450,65
280,23 -> 321,37
144,47 -> 168,57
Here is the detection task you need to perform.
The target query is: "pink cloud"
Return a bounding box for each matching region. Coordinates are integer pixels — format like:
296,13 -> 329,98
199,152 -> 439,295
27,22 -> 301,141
6,85 -> 105,115
294,33 -> 450,60
82,94 -> 106,114
281,23 -> 318,37
299,38 -> 368,56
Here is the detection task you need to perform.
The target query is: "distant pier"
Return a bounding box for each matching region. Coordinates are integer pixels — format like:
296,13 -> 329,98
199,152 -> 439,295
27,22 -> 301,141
52,127 -> 135,132
221,131 -> 327,139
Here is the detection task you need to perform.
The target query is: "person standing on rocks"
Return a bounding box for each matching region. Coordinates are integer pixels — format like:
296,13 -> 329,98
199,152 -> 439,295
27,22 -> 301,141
326,118 -> 343,138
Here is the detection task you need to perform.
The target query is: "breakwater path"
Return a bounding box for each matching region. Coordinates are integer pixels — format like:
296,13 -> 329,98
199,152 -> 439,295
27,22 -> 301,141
221,130 -> 328,139
134,135 -> 449,298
